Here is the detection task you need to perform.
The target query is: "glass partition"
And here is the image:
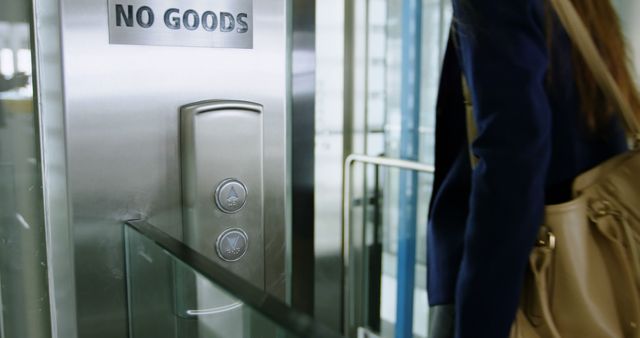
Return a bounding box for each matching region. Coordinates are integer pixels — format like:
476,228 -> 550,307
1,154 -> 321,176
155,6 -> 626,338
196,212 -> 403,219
314,0 -> 451,332
343,156 -> 434,338
124,221 -> 342,338
0,2 -> 51,338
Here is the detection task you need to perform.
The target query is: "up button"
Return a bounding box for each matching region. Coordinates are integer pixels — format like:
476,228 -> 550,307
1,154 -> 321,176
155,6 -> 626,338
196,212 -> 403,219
214,179 -> 248,213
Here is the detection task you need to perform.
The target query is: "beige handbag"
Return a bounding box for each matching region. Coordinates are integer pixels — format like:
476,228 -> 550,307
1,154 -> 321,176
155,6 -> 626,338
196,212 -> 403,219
464,0 -> 640,337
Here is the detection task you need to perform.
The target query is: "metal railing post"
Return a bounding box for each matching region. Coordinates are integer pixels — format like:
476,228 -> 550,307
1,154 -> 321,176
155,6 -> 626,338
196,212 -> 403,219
342,154 -> 434,337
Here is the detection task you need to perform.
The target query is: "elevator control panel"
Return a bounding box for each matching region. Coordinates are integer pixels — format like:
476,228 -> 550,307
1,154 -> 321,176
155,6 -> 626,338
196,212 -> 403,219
180,100 -> 264,288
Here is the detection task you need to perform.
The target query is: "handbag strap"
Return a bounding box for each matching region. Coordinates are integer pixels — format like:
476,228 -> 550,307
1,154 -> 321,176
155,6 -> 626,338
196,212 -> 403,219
549,0 -> 640,143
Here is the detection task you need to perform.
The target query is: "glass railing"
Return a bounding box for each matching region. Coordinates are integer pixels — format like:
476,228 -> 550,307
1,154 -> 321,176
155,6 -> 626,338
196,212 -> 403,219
124,220 -> 342,338
343,155 -> 435,338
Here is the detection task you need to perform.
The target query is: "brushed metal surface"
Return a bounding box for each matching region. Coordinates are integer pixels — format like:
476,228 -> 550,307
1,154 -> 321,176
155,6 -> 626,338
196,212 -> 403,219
290,0 -> 316,316
58,0 -> 289,336
180,100 -> 264,337
180,100 -> 264,286
107,0 -> 253,49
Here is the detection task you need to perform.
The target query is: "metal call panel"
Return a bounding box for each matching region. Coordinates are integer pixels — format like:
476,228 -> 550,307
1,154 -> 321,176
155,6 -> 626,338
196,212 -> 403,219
181,100 -> 264,288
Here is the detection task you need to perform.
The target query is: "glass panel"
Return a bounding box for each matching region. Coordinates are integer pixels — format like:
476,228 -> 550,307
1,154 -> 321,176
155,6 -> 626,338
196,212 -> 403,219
379,167 -> 431,338
314,0 -> 345,329
0,3 -> 51,338
314,0 -> 451,333
347,162 -> 433,338
351,1 -> 451,337
375,0 -> 450,267
124,221 -> 342,338
614,0 -> 640,73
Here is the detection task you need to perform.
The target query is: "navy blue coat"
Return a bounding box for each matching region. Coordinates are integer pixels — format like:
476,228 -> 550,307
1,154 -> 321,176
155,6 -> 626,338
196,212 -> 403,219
427,1 -> 628,337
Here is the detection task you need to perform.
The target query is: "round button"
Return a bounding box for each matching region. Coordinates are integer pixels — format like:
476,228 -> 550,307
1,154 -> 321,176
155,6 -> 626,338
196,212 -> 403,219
216,228 -> 249,262
214,179 -> 248,213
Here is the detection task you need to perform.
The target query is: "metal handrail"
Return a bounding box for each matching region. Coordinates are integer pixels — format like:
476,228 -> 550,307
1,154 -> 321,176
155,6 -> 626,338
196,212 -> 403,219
342,154 -> 434,336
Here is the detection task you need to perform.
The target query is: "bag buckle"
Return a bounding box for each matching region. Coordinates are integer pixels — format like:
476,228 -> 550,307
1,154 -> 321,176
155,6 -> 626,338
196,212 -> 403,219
634,134 -> 640,150
589,199 -> 623,222
536,226 -> 556,250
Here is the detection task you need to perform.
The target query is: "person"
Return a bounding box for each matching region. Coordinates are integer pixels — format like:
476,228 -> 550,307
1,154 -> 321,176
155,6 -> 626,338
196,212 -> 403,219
427,0 -> 640,337
0,72 -> 29,127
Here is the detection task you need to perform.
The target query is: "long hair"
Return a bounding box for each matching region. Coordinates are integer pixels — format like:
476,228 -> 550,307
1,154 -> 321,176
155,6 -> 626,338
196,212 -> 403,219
556,0 -> 640,131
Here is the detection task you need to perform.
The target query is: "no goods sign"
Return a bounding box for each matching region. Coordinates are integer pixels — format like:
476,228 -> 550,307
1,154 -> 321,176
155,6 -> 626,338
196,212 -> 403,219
107,0 -> 253,49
